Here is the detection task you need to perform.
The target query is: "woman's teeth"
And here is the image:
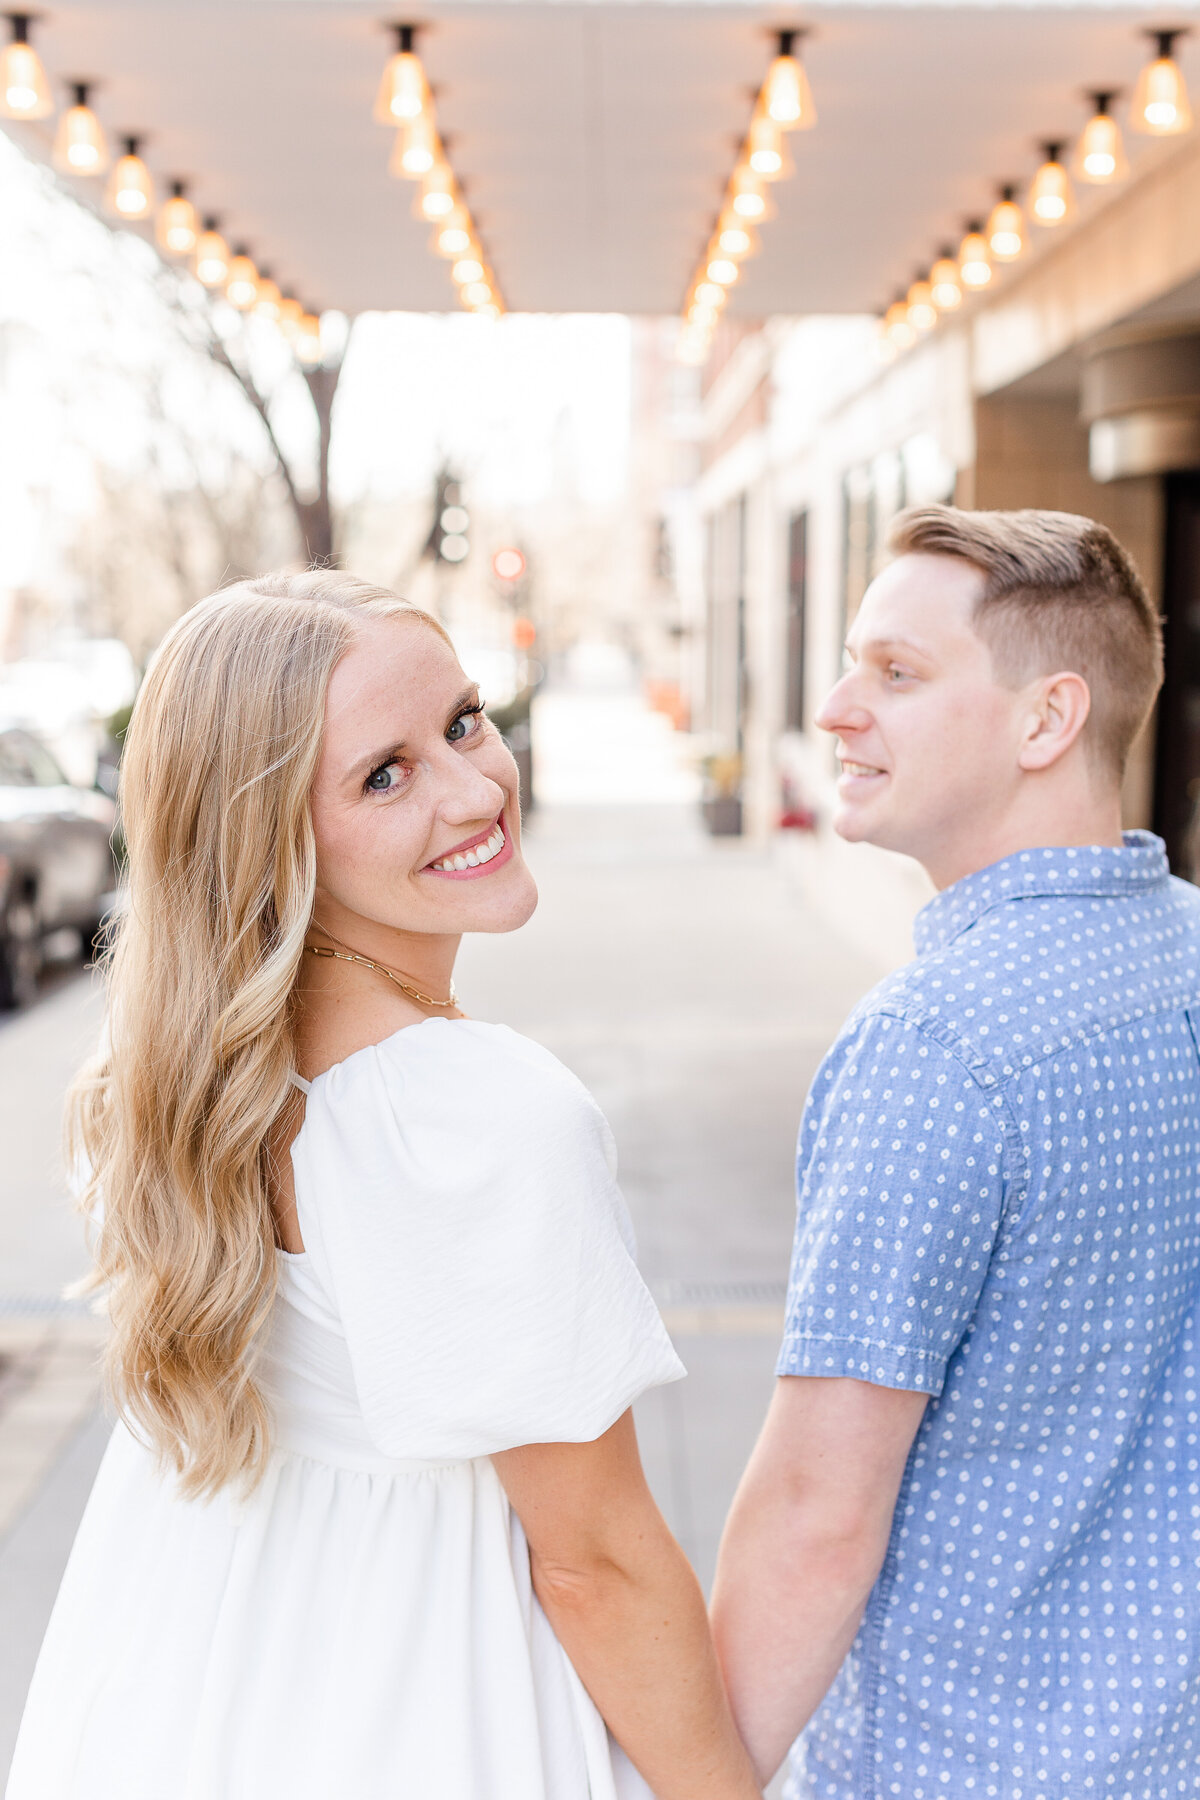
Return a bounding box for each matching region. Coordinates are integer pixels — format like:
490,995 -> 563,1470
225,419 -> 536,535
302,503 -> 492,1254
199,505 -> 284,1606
430,823 -> 505,873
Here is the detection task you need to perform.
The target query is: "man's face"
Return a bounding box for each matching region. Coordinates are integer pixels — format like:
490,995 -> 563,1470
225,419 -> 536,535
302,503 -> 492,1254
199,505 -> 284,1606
816,553 -> 1032,886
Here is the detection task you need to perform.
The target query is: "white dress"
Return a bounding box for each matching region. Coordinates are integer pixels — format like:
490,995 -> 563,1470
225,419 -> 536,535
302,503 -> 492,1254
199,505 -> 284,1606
8,1019 -> 685,1800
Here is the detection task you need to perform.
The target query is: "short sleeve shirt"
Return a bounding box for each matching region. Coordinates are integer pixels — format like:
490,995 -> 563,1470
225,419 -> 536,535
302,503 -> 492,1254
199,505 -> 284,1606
778,837 -> 1200,1800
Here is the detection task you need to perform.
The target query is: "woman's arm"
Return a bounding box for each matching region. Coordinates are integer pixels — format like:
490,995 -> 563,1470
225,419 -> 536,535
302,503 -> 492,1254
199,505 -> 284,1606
493,1410 -> 762,1800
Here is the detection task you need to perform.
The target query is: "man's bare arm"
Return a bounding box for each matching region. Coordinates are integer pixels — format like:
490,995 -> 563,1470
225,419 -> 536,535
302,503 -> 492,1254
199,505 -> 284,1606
710,1376 -> 928,1784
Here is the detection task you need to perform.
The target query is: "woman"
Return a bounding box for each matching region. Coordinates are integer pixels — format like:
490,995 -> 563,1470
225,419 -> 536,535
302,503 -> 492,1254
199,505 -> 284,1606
8,573 -> 761,1800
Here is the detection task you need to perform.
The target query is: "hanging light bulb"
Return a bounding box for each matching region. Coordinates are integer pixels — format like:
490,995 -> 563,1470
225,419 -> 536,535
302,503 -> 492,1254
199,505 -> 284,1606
906,276 -> 938,332
373,23 -> 427,125
390,113 -> 439,179
692,280 -> 727,310
451,254 -> 485,286
193,217 -> 230,287
1131,29 -> 1192,135
728,164 -> 771,221
762,28 -> 816,131
0,13 -> 51,119
705,247 -> 740,286
747,111 -> 786,179
930,249 -> 963,310
958,221 -> 992,289
419,163 -> 457,220
295,312 -> 323,368
1074,92 -> 1128,183
225,248 -> 259,310
461,279 -> 493,308
254,273 -> 282,322
53,82 -> 109,176
986,186 -> 1025,261
1029,143 -> 1074,225
434,220 -> 473,259
105,136 -> 154,219
884,298 -> 917,352
716,214 -> 759,260
156,179 -> 199,256
278,296 -> 303,342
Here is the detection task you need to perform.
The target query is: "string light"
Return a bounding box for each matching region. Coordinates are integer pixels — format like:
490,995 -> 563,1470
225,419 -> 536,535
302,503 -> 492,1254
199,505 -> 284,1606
987,185 -> 1025,261
374,25 -> 505,316
225,247 -> 259,310
930,249 -> 963,310
1131,29 -> 1192,135
1029,142 -> 1074,224
0,13 -> 52,119
958,222 -> 992,289
678,30 -> 816,364
253,274 -> 282,323
53,82 -> 109,175
156,179 -> 199,255
193,216 -> 230,287
1075,91 -> 1128,183
762,29 -> 816,130
295,312 -> 323,367
906,275 -> 937,332
105,135 -> 153,219
278,296 -> 303,343
374,24 -> 427,125
884,296 -> 917,352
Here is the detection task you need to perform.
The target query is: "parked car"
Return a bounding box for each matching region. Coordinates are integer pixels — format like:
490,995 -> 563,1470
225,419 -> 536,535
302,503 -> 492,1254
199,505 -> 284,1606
0,727 -> 117,1008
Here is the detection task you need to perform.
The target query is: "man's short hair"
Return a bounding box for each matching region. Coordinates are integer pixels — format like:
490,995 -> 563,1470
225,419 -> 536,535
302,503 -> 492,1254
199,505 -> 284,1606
888,504 -> 1163,775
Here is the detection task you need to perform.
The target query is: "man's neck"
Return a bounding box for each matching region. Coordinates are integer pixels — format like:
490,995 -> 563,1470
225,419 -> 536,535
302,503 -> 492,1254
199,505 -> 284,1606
922,793 -> 1125,893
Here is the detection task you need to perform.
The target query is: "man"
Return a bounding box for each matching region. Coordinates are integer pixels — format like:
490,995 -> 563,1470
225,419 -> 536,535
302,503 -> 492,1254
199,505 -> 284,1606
712,505 -> 1200,1799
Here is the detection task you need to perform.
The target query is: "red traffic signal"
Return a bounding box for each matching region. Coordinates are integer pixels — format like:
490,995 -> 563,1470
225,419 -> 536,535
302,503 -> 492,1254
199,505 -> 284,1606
491,547 -> 526,582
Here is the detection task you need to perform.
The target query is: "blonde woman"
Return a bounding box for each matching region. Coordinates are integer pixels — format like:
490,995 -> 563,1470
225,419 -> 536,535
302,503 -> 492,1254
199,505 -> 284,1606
8,574 -> 761,1800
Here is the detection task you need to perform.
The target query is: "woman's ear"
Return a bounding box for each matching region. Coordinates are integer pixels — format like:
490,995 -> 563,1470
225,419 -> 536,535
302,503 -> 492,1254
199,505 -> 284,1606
1016,671 -> 1092,772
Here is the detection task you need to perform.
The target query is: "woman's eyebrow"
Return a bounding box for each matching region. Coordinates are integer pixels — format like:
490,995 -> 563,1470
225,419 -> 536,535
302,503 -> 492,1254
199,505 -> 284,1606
346,687 -> 480,784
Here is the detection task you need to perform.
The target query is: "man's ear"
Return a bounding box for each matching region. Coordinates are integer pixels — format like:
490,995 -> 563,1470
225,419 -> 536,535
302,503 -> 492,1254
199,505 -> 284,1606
1017,671 -> 1092,772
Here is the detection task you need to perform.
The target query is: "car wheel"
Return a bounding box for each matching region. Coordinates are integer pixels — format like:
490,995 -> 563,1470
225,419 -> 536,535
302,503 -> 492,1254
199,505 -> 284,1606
0,895 -> 43,1010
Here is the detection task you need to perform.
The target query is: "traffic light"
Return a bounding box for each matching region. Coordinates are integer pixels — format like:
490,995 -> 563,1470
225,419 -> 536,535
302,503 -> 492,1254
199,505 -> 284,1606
425,471 -> 469,564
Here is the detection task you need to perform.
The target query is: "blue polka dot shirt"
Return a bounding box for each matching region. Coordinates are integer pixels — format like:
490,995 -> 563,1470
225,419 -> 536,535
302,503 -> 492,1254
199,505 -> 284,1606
778,834 -> 1200,1800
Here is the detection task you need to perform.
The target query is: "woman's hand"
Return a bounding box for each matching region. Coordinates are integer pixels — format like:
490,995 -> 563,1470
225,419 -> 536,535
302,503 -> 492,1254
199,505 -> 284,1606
493,1410 -> 762,1800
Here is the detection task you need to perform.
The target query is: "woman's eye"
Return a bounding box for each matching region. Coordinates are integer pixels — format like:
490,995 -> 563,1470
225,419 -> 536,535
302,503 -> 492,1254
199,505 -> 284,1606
446,705 -> 484,744
365,761 -> 406,794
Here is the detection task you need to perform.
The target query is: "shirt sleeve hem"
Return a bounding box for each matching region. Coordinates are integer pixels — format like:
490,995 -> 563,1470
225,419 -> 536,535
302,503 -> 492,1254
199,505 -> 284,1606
775,1328 -> 946,1394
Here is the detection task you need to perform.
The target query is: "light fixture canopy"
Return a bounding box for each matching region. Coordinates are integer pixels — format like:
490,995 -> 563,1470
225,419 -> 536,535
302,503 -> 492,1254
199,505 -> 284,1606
763,28 -> 816,131
225,248 -> 259,310
930,250 -> 963,310
157,179 -> 199,255
1131,28 -> 1193,135
53,82 -> 110,175
193,217 -> 230,287
1074,91 -> 1128,183
374,24 -> 428,126
0,13 -> 52,119
391,112 -> 439,178
987,185 -> 1025,261
106,135 -> 154,219
1030,142 -> 1075,225
958,221 -> 993,289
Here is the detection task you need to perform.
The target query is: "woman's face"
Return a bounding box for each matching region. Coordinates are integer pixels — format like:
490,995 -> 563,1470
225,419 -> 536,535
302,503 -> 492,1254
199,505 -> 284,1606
310,615 -> 537,940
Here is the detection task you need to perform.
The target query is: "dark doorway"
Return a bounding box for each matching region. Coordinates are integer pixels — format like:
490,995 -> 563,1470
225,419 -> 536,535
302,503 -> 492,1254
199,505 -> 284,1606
784,512 -> 808,731
1153,472 -> 1200,878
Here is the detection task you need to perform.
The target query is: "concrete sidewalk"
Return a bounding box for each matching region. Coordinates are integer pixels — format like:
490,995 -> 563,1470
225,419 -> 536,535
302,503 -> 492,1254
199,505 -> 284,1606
0,795 -> 885,1786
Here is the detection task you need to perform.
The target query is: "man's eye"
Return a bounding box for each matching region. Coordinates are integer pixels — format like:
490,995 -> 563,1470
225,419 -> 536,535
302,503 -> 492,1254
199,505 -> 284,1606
365,761 -> 406,793
447,704 -> 484,744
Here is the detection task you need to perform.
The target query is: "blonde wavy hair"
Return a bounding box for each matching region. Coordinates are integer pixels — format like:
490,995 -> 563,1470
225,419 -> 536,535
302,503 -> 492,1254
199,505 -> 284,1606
69,571 -> 450,1498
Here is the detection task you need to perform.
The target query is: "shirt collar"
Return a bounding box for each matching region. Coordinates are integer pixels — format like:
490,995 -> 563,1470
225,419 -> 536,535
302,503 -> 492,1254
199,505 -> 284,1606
914,831 -> 1170,955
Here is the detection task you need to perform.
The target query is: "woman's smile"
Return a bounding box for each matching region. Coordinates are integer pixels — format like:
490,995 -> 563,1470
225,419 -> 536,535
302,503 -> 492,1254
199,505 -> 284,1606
424,813 -> 514,879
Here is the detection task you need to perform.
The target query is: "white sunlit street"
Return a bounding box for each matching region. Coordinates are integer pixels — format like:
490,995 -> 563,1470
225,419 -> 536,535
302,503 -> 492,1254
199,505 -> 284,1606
0,670 -> 884,1787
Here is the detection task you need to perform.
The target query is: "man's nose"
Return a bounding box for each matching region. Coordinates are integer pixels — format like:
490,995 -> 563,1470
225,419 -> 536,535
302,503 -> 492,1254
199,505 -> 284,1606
815,670 -> 870,737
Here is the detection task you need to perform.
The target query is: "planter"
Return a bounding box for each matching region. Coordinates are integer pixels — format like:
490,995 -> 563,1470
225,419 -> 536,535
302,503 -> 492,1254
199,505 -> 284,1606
702,794 -> 743,837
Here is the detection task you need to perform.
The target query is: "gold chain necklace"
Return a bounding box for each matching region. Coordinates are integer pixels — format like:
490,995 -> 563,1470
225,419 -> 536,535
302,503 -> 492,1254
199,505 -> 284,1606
305,927 -> 459,1011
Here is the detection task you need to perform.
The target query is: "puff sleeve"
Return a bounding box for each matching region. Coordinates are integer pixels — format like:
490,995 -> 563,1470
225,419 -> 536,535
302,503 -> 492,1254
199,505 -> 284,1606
291,1019 -> 685,1460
